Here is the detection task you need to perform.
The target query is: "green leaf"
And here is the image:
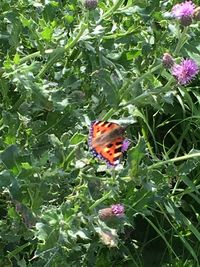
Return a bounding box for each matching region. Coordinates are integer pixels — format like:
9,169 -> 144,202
0,170 -> 13,188
0,145 -> 20,171
70,133 -> 86,145
8,243 -> 31,259
13,53 -> 20,64
128,136 -> 146,177
98,69 -> 119,107
41,26 -> 53,41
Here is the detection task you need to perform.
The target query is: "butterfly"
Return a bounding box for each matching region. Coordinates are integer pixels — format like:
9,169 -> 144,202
88,120 -> 128,166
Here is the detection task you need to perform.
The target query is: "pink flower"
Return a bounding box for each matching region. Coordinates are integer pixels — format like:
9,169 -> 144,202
111,204 -> 125,217
172,1 -> 195,18
172,1 -> 195,25
172,59 -> 199,85
122,139 -> 130,152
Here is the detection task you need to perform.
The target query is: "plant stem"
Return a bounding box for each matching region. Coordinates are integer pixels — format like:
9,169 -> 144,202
64,23 -> 87,51
174,27 -> 188,55
19,51 -> 41,64
37,22 -> 87,78
120,63 -> 164,107
18,22 -> 87,77
148,152 -> 200,170
89,191 -> 112,210
132,63 -> 163,87
99,0 -> 124,22
36,47 -> 65,78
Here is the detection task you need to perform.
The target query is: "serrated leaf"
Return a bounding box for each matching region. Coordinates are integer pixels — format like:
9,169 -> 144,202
41,27 -> 53,41
13,53 -> 20,64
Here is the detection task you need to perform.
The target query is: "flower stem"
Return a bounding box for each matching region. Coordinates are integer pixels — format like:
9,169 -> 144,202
132,63 -> 163,86
19,51 -> 41,64
37,22 -> 87,78
174,26 -> 188,55
89,191 -> 112,210
148,152 -> 200,170
99,0 -> 124,22
36,47 -> 65,79
18,22 -> 87,77
64,23 -> 88,51
120,63 -> 163,107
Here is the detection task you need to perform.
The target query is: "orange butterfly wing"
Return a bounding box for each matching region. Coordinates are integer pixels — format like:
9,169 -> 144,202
89,121 -> 124,166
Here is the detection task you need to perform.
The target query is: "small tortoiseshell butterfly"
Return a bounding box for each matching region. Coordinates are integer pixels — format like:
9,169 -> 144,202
88,120 -> 128,166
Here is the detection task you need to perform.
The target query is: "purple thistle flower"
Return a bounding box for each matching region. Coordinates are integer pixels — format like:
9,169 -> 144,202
111,204 -> 125,217
172,59 -> 199,85
172,1 -> 196,26
122,139 -> 130,152
172,1 -> 195,18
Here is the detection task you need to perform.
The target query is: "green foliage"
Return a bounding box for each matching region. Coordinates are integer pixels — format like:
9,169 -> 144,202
0,0 -> 200,266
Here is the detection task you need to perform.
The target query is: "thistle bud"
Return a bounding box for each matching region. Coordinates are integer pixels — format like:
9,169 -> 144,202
98,204 -> 125,221
180,16 -> 193,26
98,208 -> 113,220
162,53 -> 174,69
84,0 -> 98,10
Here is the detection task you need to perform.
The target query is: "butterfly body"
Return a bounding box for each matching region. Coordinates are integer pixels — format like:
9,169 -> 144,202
89,120 -> 126,166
